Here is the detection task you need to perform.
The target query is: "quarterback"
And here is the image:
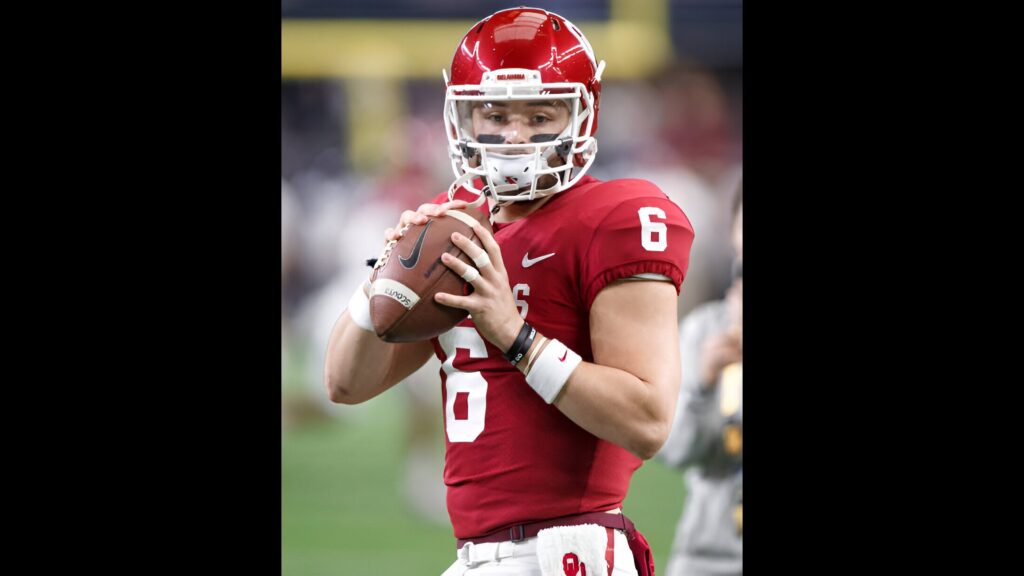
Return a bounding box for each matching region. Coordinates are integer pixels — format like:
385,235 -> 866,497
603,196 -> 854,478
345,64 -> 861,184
326,7 -> 695,575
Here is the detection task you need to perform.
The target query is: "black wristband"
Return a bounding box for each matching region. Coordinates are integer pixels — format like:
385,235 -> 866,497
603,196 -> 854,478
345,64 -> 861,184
504,321 -> 537,365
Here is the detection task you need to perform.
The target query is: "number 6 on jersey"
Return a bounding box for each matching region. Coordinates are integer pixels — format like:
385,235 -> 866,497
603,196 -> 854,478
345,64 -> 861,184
439,326 -> 489,442
638,206 -> 668,251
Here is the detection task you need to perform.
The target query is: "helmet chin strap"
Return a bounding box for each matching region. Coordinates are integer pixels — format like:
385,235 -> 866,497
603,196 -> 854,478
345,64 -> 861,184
446,170 -> 500,223
447,170 -> 486,206
446,169 -> 536,221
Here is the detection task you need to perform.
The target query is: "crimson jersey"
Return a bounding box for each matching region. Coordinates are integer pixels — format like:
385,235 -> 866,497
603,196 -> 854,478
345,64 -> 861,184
429,175 -> 694,539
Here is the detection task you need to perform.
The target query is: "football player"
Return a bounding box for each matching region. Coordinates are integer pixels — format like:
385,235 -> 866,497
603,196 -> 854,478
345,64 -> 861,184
326,8 -> 694,575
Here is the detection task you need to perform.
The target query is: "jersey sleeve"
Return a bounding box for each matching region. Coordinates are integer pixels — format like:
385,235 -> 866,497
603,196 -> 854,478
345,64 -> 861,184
581,187 -> 695,310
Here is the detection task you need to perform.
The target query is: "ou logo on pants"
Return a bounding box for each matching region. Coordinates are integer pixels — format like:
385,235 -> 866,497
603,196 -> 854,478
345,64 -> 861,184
563,553 -> 587,576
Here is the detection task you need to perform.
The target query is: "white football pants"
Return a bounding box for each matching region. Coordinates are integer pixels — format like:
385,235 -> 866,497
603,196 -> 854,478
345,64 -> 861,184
440,530 -> 639,576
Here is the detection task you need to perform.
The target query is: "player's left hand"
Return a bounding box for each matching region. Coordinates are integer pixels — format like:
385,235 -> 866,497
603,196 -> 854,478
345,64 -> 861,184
434,223 -> 524,352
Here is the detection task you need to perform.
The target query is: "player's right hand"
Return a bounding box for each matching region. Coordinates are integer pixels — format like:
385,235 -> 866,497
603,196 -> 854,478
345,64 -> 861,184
384,200 -> 469,242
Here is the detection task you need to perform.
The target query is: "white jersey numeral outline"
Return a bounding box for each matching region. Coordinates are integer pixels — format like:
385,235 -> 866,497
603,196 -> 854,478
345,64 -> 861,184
512,283 -> 530,319
439,327 -> 489,442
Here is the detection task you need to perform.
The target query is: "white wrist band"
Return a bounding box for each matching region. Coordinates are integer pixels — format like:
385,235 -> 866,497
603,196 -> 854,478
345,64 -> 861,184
525,339 -> 582,404
347,283 -> 374,332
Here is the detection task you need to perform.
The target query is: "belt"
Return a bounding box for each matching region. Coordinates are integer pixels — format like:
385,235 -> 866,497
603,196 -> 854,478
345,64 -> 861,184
456,511 -> 636,549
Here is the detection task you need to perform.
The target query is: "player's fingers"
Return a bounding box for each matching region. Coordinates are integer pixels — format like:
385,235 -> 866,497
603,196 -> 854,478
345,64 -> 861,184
417,200 -> 468,218
385,223 -> 413,242
440,252 -> 485,285
450,232 -> 492,272
416,203 -> 440,216
461,265 -> 481,284
386,210 -> 426,241
434,291 -> 473,311
400,209 -> 429,227
471,223 -> 505,270
436,199 -> 469,214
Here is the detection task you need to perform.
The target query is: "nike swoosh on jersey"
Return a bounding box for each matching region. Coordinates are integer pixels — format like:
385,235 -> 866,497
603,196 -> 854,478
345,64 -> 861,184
521,251 -> 556,268
399,220 -> 433,269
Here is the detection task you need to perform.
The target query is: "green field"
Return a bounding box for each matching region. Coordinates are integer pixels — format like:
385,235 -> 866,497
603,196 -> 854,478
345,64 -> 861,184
282,384 -> 687,575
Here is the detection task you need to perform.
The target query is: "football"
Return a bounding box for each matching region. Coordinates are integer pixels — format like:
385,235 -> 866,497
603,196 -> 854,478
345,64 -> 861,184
368,208 -> 492,342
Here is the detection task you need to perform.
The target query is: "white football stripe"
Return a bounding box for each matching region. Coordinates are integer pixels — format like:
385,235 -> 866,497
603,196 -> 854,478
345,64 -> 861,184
370,279 -> 420,310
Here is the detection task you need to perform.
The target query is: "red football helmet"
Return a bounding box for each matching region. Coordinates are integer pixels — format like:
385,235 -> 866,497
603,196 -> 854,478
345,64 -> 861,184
443,8 -> 605,203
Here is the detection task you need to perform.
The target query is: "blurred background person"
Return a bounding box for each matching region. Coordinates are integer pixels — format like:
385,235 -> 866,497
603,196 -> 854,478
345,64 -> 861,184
656,184 -> 742,576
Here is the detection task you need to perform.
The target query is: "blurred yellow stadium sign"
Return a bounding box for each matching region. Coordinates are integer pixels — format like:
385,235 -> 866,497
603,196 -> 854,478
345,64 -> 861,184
282,0 -> 673,80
